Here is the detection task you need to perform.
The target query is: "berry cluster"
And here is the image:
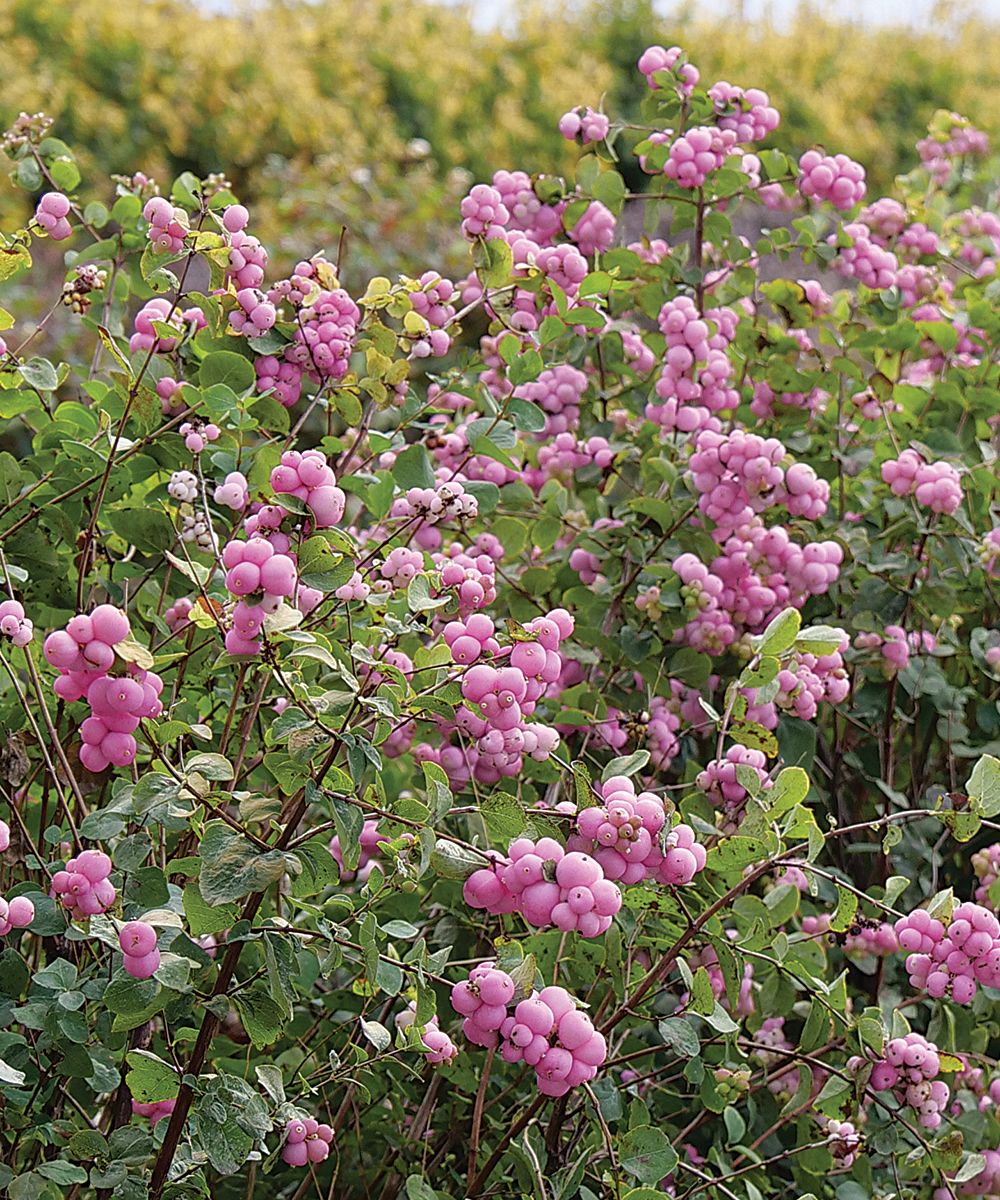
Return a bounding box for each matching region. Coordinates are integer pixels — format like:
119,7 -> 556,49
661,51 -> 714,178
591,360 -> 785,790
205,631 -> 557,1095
0,599 -> 33,647
459,184 -> 509,241
389,481 -> 478,526
129,299 -> 182,355
142,196 -> 187,254
830,222 -> 898,290
168,470 -> 198,503
661,126 -> 735,189
214,471 -> 250,511
649,299 -> 739,435
35,192 -> 73,240
637,45 -> 699,94
896,902 -> 1000,1003
867,1032 -> 950,1129
222,538 -> 298,654
267,449 -> 347,529
282,1117 -> 334,1167
696,746 -> 772,832
972,844 -> 1000,910
0,891 -> 34,935
514,364 -> 588,438
708,82 -> 781,142
43,606 -> 164,771
464,839 -> 621,937
119,920 -> 160,979
882,451 -> 963,515
50,849 -> 116,919
179,419 -> 220,454
567,775 -> 706,886
558,107 -> 610,145
452,967 -> 607,1097
797,151 -> 867,210
395,1000 -> 459,1064
443,613 -> 501,665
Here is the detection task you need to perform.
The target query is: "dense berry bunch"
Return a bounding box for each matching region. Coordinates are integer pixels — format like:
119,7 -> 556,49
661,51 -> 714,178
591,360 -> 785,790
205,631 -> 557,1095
659,126 -> 734,188
0,599 -> 33,647
797,151 -> 866,209
168,470 -> 198,503
442,613 -> 501,665
973,844 -> 1000,909
499,985 -> 607,1096
491,170 -> 565,245
801,913 -> 898,957
222,538 -> 298,653
637,45 -> 699,94
896,902 -> 1000,1003
35,191 -> 73,240
267,449 -> 346,529
50,849 -> 115,919
882,451 -> 963,514
282,1117 -> 334,1166
567,775 -> 705,886
119,920 -> 160,979
570,201 -> 616,255
395,1001 -> 459,1064
0,892 -> 35,935
708,82 -> 781,142
514,364 -> 588,437
697,746 -> 772,832
214,471 -> 249,510
143,196 -> 187,254
867,1032 -> 950,1129
390,481 -> 478,526
129,299 -> 182,354
558,107 -> 610,145
43,606 -> 163,771
463,837 -> 621,936
179,419 -> 220,454
830,222 -> 898,290
450,961 -> 519,1046
459,184 -> 509,241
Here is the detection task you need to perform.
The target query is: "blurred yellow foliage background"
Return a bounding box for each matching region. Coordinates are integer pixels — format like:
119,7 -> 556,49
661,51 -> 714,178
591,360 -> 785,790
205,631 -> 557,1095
1,0 -> 998,282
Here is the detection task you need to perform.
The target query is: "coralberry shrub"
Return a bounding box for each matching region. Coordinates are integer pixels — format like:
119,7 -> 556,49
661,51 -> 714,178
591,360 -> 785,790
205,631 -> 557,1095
1,43 -> 1000,1200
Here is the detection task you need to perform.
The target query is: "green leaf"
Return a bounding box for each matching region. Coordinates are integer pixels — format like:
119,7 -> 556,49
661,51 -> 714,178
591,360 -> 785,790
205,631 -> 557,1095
508,348 -> 544,388
481,792 -> 526,840
506,397 -> 546,432
108,507 -> 176,555
185,752 -> 235,781
197,1074 -> 270,1175
392,443 -> 436,489
689,966 -> 715,1016
199,350 -> 255,392
770,766 -> 809,815
968,754 -> 1000,818
17,358 -> 58,392
126,1049 -> 178,1103
658,1016 -> 700,1058
592,171 -> 626,215
619,1126 -> 678,1184
463,479 -> 500,514
829,885 -> 858,932
601,752 -> 650,781
0,452 -> 22,505
751,608 -> 801,656
183,883 -> 238,936
233,986 -> 285,1048
36,1161 -> 87,1185
360,1018 -> 391,1052
198,821 -> 292,905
